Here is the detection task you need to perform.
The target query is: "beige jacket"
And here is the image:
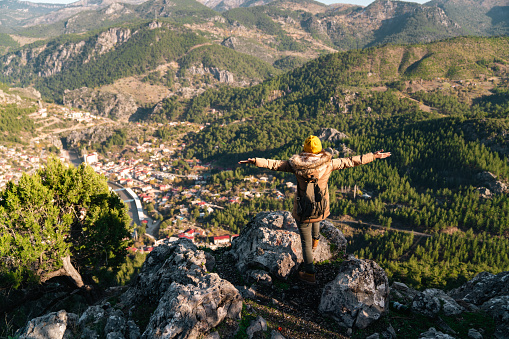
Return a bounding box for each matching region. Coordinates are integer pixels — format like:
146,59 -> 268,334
254,151 -> 375,222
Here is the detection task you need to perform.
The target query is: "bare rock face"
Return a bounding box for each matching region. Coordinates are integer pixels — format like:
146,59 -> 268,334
390,281 -> 419,304
316,128 -> 349,143
63,87 -> 138,121
477,171 -> 508,195
121,240 -> 242,338
448,271 -> 509,305
66,125 -> 114,149
186,65 -> 235,83
449,271 -> 509,338
318,257 -> 389,329
228,211 -> 346,282
418,327 -> 455,339
78,303 -> 140,339
411,288 -> 464,317
17,310 -> 78,339
481,296 -> 509,339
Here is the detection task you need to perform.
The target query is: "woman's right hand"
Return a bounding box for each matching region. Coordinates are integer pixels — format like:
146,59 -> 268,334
238,158 -> 255,164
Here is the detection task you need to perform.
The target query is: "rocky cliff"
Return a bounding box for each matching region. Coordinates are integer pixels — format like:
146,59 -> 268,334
63,87 -> 138,121
14,211 -> 509,338
1,27 -> 132,80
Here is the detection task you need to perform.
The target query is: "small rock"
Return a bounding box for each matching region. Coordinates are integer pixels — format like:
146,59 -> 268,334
419,327 -> 455,339
347,328 -> 353,336
246,269 -> 273,286
319,258 -> 389,329
412,288 -> 464,317
204,332 -> 221,339
366,333 -> 380,339
246,316 -> 267,339
236,285 -> 256,299
271,330 -> 286,339
468,328 -> 483,339
383,324 -> 397,338
17,310 -> 78,339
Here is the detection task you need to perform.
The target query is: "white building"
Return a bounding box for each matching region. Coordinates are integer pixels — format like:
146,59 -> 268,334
83,153 -> 98,164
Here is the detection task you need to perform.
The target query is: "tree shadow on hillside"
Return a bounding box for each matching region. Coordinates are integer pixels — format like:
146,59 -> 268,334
486,6 -> 509,27
128,105 -> 153,122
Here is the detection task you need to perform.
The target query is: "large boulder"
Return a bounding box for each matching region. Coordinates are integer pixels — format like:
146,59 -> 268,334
449,271 -> 509,338
17,310 -> 78,339
448,271 -> 509,305
411,288 -> 464,317
228,211 -> 347,282
78,303 -> 140,339
121,239 -> 242,339
318,257 -> 389,329
480,296 -> 509,339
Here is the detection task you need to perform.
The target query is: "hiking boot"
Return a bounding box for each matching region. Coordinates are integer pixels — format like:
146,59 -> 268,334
298,271 -> 316,285
312,239 -> 319,251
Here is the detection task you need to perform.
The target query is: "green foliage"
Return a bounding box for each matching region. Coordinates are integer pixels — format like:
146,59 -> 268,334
0,157 -> 132,289
355,230 -> 509,290
0,33 -> 19,55
0,22 -> 208,102
0,104 -> 36,143
178,44 -> 278,82
93,252 -> 147,286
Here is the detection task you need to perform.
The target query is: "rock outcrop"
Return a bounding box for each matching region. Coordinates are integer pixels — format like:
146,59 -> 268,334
185,65 -> 236,84
317,128 -> 349,143
449,271 -> 509,338
18,240 -> 242,339
319,257 -> 389,329
17,310 -> 78,339
63,87 -> 138,121
65,125 -> 114,149
477,171 -> 508,195
228,211 -> 346,282
14,211 -> 509,338
411,288 -> 464,317
121,240 -> 242,338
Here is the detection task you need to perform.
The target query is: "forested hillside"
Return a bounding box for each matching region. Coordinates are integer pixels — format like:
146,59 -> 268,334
175,36 -> 509,289
0,21 -> 279,103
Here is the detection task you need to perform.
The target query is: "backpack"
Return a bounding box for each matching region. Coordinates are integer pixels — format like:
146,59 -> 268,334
296,174 -> 328,221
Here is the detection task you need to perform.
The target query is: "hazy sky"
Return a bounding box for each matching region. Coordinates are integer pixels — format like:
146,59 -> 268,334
26,0 -> 430,5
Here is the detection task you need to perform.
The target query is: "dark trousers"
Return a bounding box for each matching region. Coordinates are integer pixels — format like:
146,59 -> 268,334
297,221 -> 320,273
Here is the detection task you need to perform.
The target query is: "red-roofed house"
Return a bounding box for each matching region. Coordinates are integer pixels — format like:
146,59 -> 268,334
213,235 -> 230,245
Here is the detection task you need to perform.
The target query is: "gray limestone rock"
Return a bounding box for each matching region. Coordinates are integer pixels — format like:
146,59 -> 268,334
390,281 -> 419,304
246,315 -> 267,339
477,171 -> 508,194
17,310 -> 78,339
63,87 -> 138,121
316,128 -> 349,143
246,269 -> 273,285
228,211 -> 346,282
412,288 -> 464,317
121,240 -> 242,339
318,257 -> 389,329
78,304 -> 139,339
480,296 -> 509,339
468,328 -> 483,339
419,327 -> 455,339
271,330 -> 286,339
448,271 -> 509,305
236,285 -> 257,299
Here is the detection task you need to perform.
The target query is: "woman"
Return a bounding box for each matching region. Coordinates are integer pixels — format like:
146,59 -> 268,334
240,135 -> 391,284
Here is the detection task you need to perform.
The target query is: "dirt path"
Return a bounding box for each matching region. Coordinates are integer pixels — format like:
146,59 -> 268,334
328,218 -> 431,237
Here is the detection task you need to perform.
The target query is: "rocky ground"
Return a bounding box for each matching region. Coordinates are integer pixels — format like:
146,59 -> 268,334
211,246 -> 348,339
11,211 -> 509,339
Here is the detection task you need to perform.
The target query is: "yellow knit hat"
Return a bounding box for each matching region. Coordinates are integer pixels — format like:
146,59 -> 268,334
303,136 -> 322,154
